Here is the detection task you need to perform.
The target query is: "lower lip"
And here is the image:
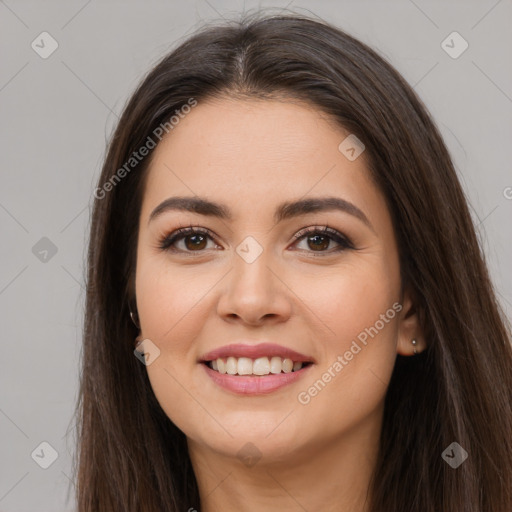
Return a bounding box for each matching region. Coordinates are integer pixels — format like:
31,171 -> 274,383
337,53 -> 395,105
201,363 -> 312,395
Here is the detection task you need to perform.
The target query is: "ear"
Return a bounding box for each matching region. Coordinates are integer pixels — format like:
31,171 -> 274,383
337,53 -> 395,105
396,286 -> 425,356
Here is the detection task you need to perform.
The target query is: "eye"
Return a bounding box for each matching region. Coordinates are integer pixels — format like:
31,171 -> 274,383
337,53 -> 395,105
157,226 -> 219,253
291,225 -> 354,254
157,224 -> 354,255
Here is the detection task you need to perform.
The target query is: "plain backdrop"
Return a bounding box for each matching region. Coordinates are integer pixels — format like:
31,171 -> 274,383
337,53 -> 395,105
1,1 -> 511,510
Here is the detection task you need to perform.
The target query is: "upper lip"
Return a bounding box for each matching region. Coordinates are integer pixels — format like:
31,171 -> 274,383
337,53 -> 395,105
199,343 -> 315,363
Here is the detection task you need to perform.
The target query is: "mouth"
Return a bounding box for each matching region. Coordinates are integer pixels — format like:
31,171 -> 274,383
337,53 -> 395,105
199,343 -> 315,395
203,356 -> 313,376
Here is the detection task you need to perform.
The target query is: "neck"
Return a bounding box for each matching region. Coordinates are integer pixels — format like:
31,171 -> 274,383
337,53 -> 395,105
187,407 -> 382,512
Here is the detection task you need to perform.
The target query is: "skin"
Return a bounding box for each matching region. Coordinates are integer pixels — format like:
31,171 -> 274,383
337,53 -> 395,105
134,97 -> 424,512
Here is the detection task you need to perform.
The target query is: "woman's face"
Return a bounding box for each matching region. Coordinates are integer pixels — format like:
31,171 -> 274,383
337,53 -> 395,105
135,97 -> 415,465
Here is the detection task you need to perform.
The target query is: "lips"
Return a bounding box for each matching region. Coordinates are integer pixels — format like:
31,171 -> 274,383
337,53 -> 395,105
202,362 -> 312,394
199,343 -> 314,364
198,343 -> 315,394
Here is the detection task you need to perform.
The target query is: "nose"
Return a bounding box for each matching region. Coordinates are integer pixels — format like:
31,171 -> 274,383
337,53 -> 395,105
216,247 -> 292,326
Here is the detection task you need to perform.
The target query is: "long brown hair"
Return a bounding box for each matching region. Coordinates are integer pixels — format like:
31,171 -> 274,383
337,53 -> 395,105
74,11 -> 512,511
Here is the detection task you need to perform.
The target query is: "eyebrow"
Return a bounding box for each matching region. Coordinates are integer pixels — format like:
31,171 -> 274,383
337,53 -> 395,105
148,195 -> 375,232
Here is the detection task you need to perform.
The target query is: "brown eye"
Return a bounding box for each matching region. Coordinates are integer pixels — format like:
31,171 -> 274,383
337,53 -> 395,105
183,233 -> 208,251
159,225 -> 353,256
305,233 -> 330,251
292,226 -> 354,254
158,227 -> 218,253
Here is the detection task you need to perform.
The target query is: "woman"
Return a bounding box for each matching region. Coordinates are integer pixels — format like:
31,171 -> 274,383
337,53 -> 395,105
74,12 -> 512,512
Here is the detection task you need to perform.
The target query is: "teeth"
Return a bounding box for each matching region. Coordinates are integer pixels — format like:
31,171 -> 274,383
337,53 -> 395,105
226,356 -> 237,375
270,356 -> 282,374
253,357 -> 270,375
208,356 -> 306,375
237,357 -> 253,375
282,358 -> 293,373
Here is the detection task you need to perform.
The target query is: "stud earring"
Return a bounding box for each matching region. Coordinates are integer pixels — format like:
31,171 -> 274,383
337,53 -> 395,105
134,334 -> 143,349
412,338 -> 418,355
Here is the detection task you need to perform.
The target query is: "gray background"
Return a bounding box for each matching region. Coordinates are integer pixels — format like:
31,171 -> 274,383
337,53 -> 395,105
1,1 -> 511,510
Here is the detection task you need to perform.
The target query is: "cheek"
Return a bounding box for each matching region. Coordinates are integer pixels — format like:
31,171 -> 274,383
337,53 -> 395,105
294,255 -> 399,347
135,257 -> 222,436
292,258 -> 400,414
135,254 -> 213,351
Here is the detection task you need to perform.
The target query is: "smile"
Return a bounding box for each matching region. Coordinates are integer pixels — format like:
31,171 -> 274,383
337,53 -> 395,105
205,356 -> 311,376
199,342 -> 315,394
201,360 -> 314,395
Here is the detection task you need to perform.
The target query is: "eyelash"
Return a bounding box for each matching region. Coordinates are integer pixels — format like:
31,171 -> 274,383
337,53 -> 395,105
157,224 -> 355,256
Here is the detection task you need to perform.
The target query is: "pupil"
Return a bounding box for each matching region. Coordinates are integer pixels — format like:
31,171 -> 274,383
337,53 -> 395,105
186,234 -> 206,250
309,234 -> 328,251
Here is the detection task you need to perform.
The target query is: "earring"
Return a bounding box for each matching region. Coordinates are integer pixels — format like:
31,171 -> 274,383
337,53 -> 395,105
129,308 -> 140,329
134,334 -> 143,349
412,339 -> 418,355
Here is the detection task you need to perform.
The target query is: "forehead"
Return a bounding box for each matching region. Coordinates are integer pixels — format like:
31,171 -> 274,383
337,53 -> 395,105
140,97 -> 385,226
150,97 -> 351,170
